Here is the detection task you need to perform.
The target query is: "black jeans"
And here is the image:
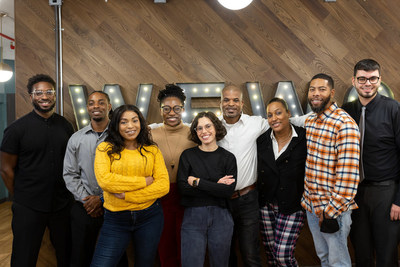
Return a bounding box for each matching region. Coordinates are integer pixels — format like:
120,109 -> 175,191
350,182 -> 400,267
229,189 -> 262,267
11,201 -> 71,267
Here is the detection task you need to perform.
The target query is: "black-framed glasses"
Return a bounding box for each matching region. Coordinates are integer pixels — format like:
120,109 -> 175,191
356,76 -> 380,84
195,124 -> 213,132
31,90 -> 56,97
161,105 -> 183,114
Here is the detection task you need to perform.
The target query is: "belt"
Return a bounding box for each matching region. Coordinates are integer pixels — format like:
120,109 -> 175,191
231,184 -> 256,199
362,179 -> 398,186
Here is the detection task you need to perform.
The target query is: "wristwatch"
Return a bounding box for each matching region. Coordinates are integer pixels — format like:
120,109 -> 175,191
192,178 -> 199,187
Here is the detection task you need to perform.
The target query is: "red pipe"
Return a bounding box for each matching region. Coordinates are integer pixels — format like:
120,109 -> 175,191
0,33 -> 15,42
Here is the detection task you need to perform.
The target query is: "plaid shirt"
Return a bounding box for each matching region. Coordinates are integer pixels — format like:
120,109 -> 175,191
301,102 -> 360,218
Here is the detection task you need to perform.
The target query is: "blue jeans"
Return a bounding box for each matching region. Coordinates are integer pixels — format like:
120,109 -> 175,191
181,206 -> 234,267
306,210 -> 352,267
90,200 -> 164,267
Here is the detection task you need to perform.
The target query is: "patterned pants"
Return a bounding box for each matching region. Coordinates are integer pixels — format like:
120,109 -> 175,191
260,203 -> 305,267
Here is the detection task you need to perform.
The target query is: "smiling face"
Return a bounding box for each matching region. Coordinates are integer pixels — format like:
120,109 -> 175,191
220,86 -> 244,124
196,117 -> 216,146
160,96 -> 184,127
30,81 -> 56,115
87,92 -> 111,122
308,78 -> 335,114
267,101 -> 291,134
119,110 -> 141,147
352,69 -> 380,104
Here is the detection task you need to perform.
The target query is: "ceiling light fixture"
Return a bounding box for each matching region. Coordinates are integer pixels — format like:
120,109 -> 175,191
217,0 -> 253,10
0,12 -> 12,82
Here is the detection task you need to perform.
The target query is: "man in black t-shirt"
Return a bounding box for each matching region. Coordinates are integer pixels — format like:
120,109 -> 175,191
0,74 -> 74,267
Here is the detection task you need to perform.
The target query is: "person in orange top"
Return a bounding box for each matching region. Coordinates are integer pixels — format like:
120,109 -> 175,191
301,73 -> 360,267
151,84 -> 196,267
91,104 -> 169,267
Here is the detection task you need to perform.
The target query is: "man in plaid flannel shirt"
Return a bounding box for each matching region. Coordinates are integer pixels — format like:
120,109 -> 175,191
301,73 -> 360,267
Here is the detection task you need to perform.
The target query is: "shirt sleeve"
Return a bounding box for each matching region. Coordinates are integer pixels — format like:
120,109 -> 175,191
94,143 -> 147,193
391,104 -> 400,205
324,120 -> 360,218
289,112 -> 312,128
63,136 -> 90,202
124,148 -> 170,204
177,150 -> 205,197
0,124 -> 20,155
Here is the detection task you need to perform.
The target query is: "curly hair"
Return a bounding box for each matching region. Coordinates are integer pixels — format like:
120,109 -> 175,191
27,74 -> 56,94
189,112 -> 227,145
157,84 -> 186,106
103,104 -> 156,159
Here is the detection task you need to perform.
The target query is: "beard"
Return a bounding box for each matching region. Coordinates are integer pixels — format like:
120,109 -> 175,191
32,100 -> 55,114
308,95 -> 331,114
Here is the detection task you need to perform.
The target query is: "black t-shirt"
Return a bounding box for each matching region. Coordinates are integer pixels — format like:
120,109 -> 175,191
0,111 -> 74,212
177,146 -> 237,208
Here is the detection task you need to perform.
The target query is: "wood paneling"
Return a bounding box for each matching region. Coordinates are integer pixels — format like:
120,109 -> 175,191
15,0 -> 400,125
12,0 -> 400,265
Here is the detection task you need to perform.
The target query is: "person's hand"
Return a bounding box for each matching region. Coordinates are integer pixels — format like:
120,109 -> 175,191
188,176 -> 198,186
89,207 -> 104,218
217,175 -> 235,185
114,192 -> 125,199
145,176 -> 154,186
390,204 -> 400,220
83,195 -> 103,215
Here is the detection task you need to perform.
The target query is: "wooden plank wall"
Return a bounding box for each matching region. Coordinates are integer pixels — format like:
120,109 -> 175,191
12,0 -> 400,265
15,0 -> 400,126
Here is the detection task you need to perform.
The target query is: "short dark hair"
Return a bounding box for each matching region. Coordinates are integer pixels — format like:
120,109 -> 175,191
189,112 -> 227,145
27,74 -> 56,94
353,59 -> 380,76
87,91 -> 110,104
157,84 -> 186,106
310,73 -> 334,89
267,97 -> 289,112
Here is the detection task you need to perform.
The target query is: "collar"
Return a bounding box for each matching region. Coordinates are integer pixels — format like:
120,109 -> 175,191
84,121 -> 109,135
357,93 -> 382,111
219,113 -> 247,126
162,121 -> 185,132
315,102 -> 339,121
270,124 -> 298,141
31,110 -> 55,122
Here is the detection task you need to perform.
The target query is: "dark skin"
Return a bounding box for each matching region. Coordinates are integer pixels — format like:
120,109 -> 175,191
81,92 -> 112,218
0,152 -> 18,194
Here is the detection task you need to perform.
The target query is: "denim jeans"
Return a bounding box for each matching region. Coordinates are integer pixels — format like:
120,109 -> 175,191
181,206 -> 234,267
306,210 -> 352,267
90,200 -> 164,267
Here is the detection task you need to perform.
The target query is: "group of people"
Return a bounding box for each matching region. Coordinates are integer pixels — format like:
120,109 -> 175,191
0,58 -> 399,267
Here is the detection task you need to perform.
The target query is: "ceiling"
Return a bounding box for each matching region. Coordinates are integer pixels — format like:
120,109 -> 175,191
0,0 -> 14,60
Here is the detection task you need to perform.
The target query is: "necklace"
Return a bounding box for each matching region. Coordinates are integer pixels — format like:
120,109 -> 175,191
162,126 -> 180,169
276,129 -> 293,146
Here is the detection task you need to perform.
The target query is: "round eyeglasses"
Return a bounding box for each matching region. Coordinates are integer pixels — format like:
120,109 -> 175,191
161,105 -> 183,114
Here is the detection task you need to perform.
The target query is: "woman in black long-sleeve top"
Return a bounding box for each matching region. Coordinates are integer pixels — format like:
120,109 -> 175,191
257,98 -> 307,267
178,111 -> 237,267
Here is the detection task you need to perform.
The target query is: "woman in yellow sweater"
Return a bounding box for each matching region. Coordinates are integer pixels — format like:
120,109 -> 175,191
91,104 -> 169,267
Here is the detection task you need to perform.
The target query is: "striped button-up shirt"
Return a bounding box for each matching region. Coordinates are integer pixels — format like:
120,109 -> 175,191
301,102 -> 360,218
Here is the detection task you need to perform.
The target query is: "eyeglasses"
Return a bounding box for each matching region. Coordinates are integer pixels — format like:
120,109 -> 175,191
31,90 -> 56,97
161,105 -> 183,114
356,76 -> 380,84
195,123 -> 213,132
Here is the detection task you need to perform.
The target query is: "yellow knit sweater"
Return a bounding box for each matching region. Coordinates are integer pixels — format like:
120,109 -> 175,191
94,142 -> 170,211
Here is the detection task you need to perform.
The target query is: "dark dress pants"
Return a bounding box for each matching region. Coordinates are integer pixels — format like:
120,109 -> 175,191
11,201 -> 71,267
350,182 -> 400,267
229,189 -> 262,267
